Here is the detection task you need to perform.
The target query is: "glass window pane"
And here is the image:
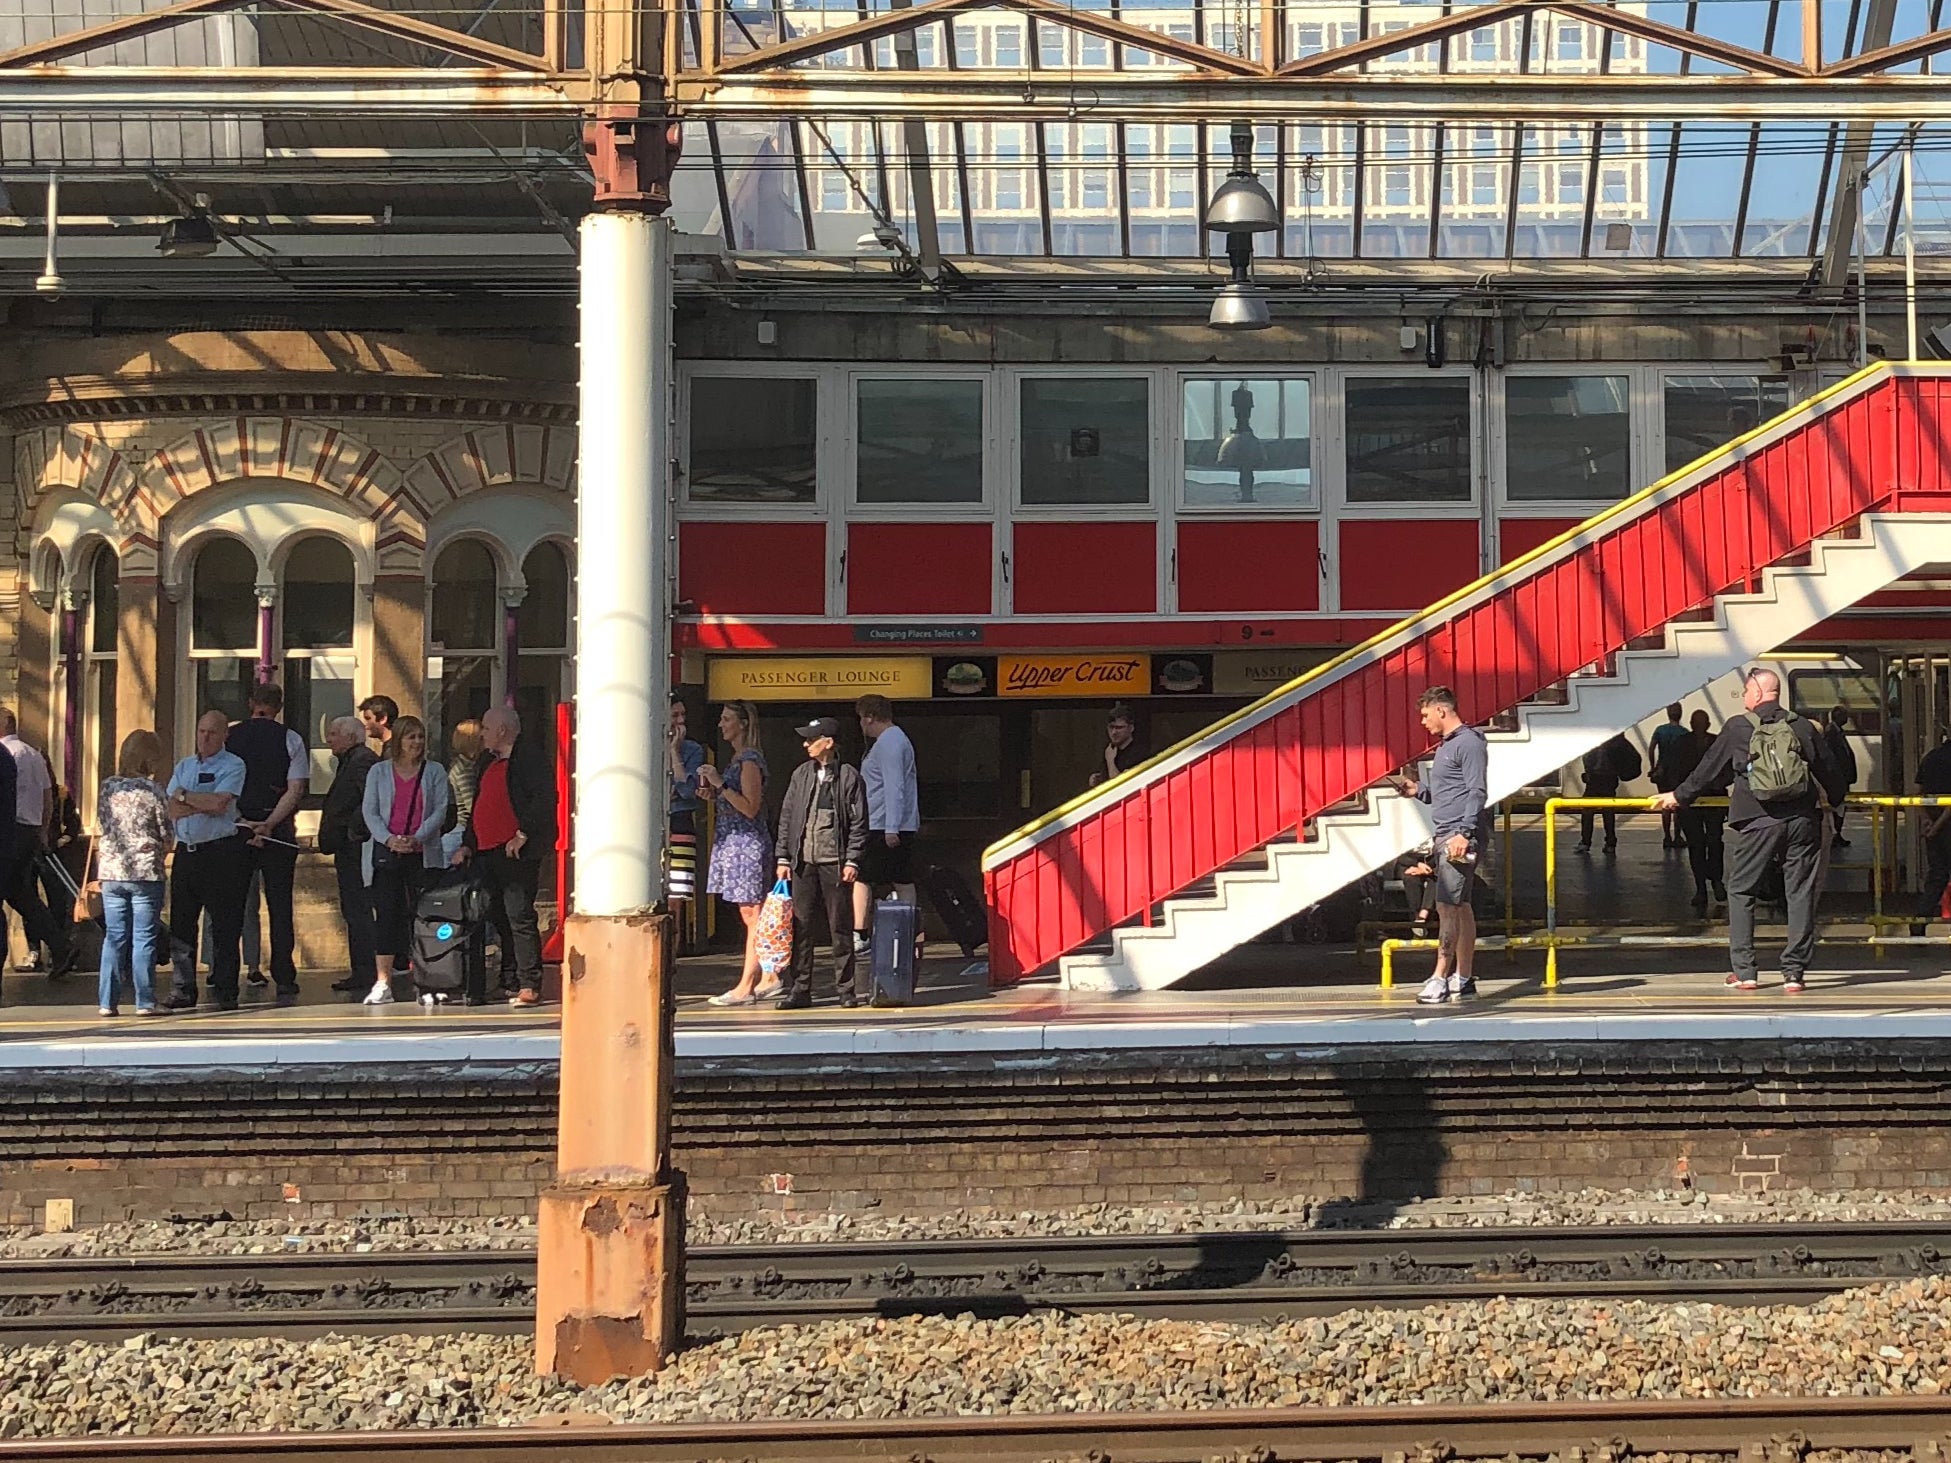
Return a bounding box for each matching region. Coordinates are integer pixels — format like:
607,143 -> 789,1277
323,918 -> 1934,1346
431,539 -> 499,651
857,379 -> 984,504
1181,377 -> 1313,508
1019,377 -> 1150,506
518,543 -> 571,650
194,655 -> 254,728
1504,375 -> 1632,502
281,536 -> 355,650
687,376 -> 818,502
1344,378 -> 1473,503
192,538 -> 257,651
89,548 -> 118,655
1663,375 -> 1793,472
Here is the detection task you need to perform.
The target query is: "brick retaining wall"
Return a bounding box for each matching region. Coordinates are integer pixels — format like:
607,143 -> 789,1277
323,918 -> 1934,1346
4,1042 -> 1949,1226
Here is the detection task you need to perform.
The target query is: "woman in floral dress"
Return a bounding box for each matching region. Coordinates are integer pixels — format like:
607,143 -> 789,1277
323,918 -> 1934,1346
700,700 -> 773,1006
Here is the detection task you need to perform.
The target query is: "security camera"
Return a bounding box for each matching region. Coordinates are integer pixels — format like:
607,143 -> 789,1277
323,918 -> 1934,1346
871,220 -> 902,249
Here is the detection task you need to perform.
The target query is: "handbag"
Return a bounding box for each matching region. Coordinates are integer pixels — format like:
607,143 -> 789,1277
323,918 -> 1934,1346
754,876 -> 795,976
73,841 -> 102,925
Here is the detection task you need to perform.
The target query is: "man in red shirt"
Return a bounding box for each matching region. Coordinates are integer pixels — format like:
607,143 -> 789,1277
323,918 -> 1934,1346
453,706 -> 556,1006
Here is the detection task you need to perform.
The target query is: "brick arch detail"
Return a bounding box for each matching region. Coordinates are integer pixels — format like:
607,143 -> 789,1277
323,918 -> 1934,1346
145,417 -> 418,535
14,426 -> 143,530
400,423 -> 577,515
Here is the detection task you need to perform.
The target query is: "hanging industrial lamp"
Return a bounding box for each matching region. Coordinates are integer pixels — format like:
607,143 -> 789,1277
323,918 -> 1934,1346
1203,122 -> 1276,331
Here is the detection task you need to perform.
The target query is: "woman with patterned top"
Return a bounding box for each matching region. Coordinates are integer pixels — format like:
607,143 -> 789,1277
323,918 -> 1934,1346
95,729 -> 174,1017
698,700 -> 774,1006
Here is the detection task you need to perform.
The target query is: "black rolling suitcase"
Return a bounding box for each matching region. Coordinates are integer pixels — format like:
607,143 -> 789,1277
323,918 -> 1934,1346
411,873 -> 492,998
920,864 -> 986,957
869,894 -> 918,1006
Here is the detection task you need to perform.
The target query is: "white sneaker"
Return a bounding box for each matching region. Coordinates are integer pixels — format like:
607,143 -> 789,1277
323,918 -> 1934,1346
361,980 -> 393,1005
1415,974 -> 1451,1006
852,932 -> 872,957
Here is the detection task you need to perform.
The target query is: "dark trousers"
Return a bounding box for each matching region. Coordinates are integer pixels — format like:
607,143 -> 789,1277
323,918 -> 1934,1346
7,825 -> 69,960
370,858 -> 424,974
787,861 -> 859,1001
1725,814 -> 1823,982
168,838 -> 252,1004
1919,825 -> 1951,922
246,838 -> 298,993
477,851 -> 542,995
1680,807 -> 1726,893
334,848 -> 378,985
1580,776 -> 1619,847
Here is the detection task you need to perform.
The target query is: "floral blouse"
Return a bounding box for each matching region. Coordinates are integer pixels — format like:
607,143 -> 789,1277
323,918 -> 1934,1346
96,776 -> 173,883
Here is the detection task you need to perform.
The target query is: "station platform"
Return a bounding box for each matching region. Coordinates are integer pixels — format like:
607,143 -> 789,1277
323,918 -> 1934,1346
1,940 -> 1948,1068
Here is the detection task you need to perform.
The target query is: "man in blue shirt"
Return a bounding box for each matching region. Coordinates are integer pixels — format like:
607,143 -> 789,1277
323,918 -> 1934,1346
1397,684 -> 1491,1006
161,710 -> 251,1012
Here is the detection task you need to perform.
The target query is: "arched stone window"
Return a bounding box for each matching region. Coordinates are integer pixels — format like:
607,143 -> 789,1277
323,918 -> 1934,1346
189,537 -> 258,726
83,547 -> 119,818
514,541 -> 572,756
280,536 -> 357,758
427,538 -> 500,763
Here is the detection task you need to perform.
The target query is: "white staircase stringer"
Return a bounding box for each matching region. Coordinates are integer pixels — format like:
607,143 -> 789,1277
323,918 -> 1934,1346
1057,512 -> 1951,992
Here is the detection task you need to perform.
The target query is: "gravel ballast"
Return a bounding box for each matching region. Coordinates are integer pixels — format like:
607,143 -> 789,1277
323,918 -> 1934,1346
11,1188 -> 1951,1258
9,1278 -> 1951,1436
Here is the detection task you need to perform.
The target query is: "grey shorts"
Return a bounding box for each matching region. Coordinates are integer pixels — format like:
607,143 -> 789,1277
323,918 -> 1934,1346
1433,833 -> 1486,907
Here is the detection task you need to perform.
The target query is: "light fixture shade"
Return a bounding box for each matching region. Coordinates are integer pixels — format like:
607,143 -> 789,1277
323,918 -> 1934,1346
1204,175 -> 1279,235
1209,282 -> 1272,331
158,213 -> 220,258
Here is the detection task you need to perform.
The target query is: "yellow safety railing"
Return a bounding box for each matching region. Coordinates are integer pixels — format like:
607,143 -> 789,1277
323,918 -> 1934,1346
1377,792 -> 1950,991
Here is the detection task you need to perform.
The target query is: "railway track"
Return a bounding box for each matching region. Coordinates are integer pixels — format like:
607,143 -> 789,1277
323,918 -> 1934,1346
4,1395 -> 1951,1462
0,1221 -> 1947,1343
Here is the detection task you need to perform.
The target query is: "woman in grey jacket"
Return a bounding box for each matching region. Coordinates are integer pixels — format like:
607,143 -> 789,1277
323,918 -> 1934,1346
360,715 -> 452,1006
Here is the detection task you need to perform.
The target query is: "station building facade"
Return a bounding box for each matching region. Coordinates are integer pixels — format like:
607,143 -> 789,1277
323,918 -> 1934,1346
1,289 -> 1938,885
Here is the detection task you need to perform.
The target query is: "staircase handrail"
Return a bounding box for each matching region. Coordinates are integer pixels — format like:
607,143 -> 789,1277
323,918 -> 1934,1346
982,361 -> 1899,874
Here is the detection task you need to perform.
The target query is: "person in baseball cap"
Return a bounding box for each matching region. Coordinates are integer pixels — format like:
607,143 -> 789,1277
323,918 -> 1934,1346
772,713 -> 869,1009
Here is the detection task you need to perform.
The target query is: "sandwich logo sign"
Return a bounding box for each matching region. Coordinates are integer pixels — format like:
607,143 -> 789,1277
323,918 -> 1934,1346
997,655 -> 1151,699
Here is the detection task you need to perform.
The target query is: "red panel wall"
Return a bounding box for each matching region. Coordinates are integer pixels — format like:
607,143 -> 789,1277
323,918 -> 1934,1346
1013,522 -> 1157,614
1337,519 -> 1481,612
1177,520 -> 1321,612
1498,517 -> 1583,566
846,522 -> 993,616
678,521 -> 826,617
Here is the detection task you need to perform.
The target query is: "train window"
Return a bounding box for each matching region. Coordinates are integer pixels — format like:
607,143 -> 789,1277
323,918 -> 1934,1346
1788,670 -> 1882,735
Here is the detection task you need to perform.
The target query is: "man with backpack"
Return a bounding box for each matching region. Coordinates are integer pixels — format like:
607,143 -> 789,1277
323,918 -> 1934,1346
1652,668 -> 1850,994
1577,732 -> 1640,854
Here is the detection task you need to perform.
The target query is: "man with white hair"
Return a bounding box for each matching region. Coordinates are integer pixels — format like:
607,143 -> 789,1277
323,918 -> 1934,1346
453,706 -> 555,1006
1653,667 -> 1850,995
319,715 -> 379,997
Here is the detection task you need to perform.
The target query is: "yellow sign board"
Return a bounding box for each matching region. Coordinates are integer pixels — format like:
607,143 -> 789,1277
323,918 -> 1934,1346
1213,650 -> 1337,697
706,656 -> 934,703
997,653 -> 1151,699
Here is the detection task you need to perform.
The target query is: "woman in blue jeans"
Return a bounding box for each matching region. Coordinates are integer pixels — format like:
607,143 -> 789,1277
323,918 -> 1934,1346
95,729 -> 174,1016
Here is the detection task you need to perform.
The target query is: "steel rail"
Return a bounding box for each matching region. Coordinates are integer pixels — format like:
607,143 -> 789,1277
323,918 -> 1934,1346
8,1394 -> 1951,1462
2,1221 -> 1946,1342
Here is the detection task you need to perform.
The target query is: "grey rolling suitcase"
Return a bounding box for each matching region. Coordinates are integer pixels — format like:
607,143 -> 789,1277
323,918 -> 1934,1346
869,894 -> 918,1007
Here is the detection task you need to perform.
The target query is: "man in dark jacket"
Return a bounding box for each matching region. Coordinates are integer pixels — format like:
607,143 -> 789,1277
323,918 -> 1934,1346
773,716 -> 869,1011
226,682 -> 309,1005
458,706 -> 556,1007
1653,668 -> 1850,994
320,716 -> 380,996
1824,707 -> 1860,845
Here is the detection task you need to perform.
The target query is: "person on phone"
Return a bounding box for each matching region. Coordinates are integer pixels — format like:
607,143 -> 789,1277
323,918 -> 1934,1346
666,698 -> 706,928
1397,685 -> 1490,1007
1089,704 -> 1146,789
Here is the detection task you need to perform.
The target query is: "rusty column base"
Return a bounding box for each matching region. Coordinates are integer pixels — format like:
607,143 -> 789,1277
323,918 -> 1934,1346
536,1176 -> 686,1381
536,911 -> 685,1383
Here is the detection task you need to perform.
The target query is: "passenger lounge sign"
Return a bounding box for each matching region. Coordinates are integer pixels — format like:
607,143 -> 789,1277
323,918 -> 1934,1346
997,654 -> 1150,699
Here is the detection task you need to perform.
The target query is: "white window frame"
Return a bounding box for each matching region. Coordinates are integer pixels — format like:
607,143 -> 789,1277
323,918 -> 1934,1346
1004,366 -> 1164,520
1330,364 -> 1484,519
1492,363 -> 1645,513
1653,367 -> 1798,480
676,361 -> 832,520
844,367 -> 996,519
1171,368 -> 1322,516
